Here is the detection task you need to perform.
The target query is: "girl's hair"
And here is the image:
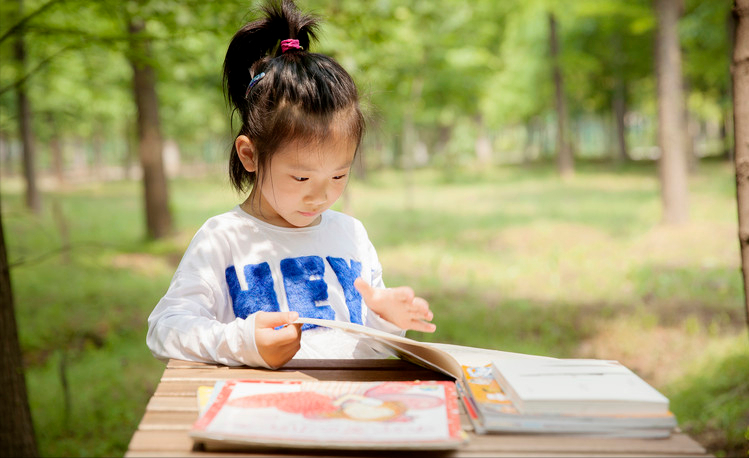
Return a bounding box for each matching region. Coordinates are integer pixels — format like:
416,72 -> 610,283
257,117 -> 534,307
223,0 -> 365,193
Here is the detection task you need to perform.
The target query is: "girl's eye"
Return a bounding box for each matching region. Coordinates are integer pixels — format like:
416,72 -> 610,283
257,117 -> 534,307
292,176 -> 309,182
333,174 -> 347,180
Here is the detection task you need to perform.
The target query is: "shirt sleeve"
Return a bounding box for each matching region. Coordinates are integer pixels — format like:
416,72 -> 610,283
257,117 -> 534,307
146,227 -> 271,368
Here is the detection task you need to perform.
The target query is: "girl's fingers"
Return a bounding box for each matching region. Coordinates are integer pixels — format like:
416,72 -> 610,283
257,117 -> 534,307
257,324 -> 301,347
409,319 -> 437,333
256,311 -> 299,329
410,297 -> 433,320
392,286 -> 415,302
354,278 -> 374,301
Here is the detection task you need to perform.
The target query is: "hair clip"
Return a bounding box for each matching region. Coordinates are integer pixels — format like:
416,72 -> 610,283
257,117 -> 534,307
244,72 -> 266,99
280,39 -> 302,53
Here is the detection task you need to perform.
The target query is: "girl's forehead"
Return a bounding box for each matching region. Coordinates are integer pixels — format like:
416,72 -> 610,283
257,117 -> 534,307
273,134 -> 357,170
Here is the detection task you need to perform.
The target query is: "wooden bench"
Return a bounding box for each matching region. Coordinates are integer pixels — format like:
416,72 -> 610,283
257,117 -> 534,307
126,359 -> 710,457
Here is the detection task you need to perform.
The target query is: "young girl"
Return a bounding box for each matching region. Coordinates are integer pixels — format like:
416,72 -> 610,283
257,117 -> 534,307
146,0 -> 435,369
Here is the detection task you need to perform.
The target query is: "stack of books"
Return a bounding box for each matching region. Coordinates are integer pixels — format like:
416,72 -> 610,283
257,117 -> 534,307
461,358 -> 677,437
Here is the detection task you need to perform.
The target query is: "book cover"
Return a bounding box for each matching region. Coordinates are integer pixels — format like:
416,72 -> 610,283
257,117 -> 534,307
190,379 -> 466,450
491,358 -> 671,416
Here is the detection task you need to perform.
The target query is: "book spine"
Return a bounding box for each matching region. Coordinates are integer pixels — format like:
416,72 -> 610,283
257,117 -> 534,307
490,363 -> 523,412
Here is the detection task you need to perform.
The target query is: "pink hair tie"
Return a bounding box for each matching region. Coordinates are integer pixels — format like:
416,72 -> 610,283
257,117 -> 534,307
280,39 -> 302,53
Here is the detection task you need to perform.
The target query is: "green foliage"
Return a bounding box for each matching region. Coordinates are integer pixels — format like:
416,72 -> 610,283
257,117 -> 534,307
0,0 -> 734,169
0,0 -> 744,455
665,336 -> 749,458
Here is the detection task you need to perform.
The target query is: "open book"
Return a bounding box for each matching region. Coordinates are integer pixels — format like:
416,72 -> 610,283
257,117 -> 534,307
293,317 -> 546,380
190,379 -> 466,451
292,318 -> 677,437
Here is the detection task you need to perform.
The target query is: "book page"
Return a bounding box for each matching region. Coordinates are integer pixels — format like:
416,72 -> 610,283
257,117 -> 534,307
293,317 -> 546,380
295,317 -> 462,378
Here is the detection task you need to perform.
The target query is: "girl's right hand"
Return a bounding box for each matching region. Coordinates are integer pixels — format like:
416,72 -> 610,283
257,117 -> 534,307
254,311 -> 302,369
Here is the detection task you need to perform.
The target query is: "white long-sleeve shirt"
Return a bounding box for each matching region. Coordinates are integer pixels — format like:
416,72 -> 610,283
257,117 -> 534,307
147,206 -> 402,368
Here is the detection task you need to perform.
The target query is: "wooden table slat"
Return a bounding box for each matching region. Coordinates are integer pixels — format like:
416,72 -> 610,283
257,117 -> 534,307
138,410 -> 197,430
146,396 -> 199,412
160,368 -> 316,383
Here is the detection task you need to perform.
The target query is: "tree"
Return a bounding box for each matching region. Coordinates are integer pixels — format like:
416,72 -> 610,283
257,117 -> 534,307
12,0 -> 41,214
548,12 -> 574,177
732,0 -> 749,326
0,202 -> 38,457
126,5 -> 173,239
654,0 -> 689,224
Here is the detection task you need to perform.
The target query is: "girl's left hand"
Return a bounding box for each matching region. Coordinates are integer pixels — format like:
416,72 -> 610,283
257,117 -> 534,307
354,278 -> 436,333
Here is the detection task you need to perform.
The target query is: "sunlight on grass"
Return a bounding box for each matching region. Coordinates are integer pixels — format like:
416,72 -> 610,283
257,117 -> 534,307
665,332 -> 749,458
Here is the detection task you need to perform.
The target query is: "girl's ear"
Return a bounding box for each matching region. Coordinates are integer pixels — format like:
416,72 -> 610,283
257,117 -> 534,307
235,135 -> 256,172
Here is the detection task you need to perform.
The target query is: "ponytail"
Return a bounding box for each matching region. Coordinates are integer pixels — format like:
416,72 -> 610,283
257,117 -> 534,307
223,0 -> 318,111
222,0 -> 364,193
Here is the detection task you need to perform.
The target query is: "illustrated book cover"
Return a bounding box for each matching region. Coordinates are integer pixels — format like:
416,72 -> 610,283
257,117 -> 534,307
190,379 -> 466,450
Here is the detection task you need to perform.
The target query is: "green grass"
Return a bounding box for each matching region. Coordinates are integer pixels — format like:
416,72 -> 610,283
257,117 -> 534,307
2,159 -> 747,457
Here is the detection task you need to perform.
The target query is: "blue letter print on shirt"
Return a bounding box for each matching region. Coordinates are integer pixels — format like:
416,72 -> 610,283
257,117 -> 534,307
326,257 -> 363,325
280,256 -> 334,330
226,262 -> 280,319
226,256 -> 364,330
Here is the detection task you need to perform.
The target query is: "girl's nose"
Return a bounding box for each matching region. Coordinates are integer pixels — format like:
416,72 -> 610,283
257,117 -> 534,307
306,181 -> 328,205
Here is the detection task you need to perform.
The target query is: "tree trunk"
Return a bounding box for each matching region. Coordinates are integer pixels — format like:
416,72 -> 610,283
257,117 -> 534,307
92,129 -> 103,180
127,16 -> 173,239
523,118 -> 537,165
654,0 -> 689,224
13,1 -> 41,214
722,109 -> 734,161
613,78 -> 630,163
732,0 -> 749,327
47,112 -> 65,186
0,130 -> 11,177
548,13 -> 574,178
433,124 -> 452,162
124,116 -> 137,180
727,8 -> 737,163
0,201 -> 38,457
474,115 -> 493,165
683,78 -> 699,173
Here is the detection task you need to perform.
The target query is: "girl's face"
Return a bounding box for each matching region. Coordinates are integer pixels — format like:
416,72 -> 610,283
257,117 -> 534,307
246,130 -> 357,228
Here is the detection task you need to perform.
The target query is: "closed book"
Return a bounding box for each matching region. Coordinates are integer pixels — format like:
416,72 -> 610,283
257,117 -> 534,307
491,358 -> 670,416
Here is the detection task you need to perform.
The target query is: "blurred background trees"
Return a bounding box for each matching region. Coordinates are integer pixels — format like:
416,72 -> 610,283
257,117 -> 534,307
1,1 -> 747,456
0,0 -> 737,232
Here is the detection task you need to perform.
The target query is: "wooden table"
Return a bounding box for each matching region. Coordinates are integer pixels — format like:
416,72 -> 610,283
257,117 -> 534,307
126,359 -> 709,457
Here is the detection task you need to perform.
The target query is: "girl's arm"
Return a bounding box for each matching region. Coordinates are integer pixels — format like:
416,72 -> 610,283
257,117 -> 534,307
146,220 -> 304,368
147,273 -> 302,368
